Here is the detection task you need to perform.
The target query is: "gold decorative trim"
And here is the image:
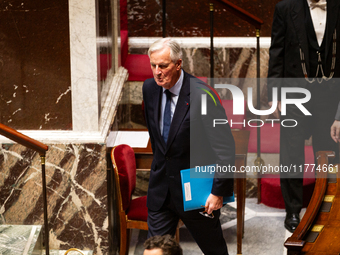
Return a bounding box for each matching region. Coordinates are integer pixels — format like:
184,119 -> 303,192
324,195 -> 335,203
40,156 -> 46,165
311,225 -> 324,232
328,166 -> 338,174
64,248 -> 85,255
256,29 -> 260,38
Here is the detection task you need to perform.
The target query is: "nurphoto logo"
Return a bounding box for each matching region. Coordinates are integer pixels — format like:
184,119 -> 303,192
200,83 -> 312,128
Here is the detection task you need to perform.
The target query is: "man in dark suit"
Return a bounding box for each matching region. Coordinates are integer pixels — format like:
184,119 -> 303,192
143,38 -> 235,255
267,0 -> 340,233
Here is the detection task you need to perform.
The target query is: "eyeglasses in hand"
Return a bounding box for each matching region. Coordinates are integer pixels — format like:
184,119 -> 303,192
199,205 -> 214,219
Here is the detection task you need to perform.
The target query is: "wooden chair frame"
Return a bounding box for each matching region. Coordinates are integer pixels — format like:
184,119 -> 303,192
284,151 -> 335,254
111,146 -> 148,255
232,129 -> 250,255
111,145 -> 181,255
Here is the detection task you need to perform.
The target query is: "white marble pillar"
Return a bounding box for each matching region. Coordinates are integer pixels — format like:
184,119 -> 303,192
69,0 -> 99,132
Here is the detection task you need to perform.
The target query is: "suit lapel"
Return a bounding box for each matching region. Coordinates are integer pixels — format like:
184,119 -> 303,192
165,72 -> 190,151
152,84 -> 166,148
324,0 -> 340,63
291,0 -> 310,71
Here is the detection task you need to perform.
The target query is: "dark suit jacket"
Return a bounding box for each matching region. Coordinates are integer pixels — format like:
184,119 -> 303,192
267,0 -> 340,116
143,71 -> 235,211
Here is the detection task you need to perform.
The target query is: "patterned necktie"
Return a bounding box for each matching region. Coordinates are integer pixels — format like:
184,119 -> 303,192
162,90 -> 172,143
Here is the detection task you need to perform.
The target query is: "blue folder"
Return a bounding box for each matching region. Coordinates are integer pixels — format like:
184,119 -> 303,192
180,165 -> 234,211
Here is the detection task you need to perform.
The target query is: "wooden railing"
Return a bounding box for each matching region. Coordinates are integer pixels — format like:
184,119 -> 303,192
0,123 -> 48,154
216,0 -> 263,29
284,151 -> 335,254
211,0 -> 264,204
0,123 -> 50,255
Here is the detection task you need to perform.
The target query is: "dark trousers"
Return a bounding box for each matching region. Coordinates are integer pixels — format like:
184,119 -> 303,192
310,85 -> 339,160
280,105 -> 308,214
147,192 -> 229,255
280,84 -> 339,214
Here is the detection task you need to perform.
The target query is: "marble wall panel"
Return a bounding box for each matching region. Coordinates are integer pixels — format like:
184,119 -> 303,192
69,0 -> 99,132
127,0 -> 281,37
0,143 -> 109,254
0,1 -> 72,130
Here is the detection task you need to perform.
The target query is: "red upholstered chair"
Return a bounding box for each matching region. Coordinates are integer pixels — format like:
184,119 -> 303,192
99,53 -> 112,81
111,144 -> 181,255
124,55 -> 154,81
111,144 -> 148,255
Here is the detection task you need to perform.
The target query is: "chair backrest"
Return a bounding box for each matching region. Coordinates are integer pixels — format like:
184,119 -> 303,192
232,129 -> 250,155
245,123 -> 280,153
111,144 -> 137,211
221,100 -> 247,130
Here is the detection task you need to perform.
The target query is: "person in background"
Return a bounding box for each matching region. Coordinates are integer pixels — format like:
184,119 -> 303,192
143,38 -> 235,254
143,235 -> 182,255
267,0 -> 340,233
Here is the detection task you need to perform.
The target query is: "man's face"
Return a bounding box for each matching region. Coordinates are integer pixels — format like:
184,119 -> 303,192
150,47 -> 182,90
143,248 -> 163,255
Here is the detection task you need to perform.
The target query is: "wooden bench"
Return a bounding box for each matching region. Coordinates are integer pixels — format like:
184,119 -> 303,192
284,151 -> 339,255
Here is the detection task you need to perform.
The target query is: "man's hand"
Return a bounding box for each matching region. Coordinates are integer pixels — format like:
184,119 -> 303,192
268,101 -> 281,119
205,194 -> 223,215
331,120 -> 340,143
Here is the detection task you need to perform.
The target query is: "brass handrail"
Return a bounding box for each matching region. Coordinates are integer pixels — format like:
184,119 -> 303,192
64,248 -> 85,255
0,123 -> 48,155
0,123 -> 49,255
210,2 -> 264,186
216,0 -> 264,29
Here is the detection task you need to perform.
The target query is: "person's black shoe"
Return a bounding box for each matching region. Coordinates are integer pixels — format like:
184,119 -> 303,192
284,213 -> 300,233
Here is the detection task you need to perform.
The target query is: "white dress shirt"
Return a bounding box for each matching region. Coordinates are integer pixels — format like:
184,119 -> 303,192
307,0 -> 327,46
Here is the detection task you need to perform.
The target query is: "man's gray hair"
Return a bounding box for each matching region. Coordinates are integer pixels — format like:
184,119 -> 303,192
148,38 -> 183,63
